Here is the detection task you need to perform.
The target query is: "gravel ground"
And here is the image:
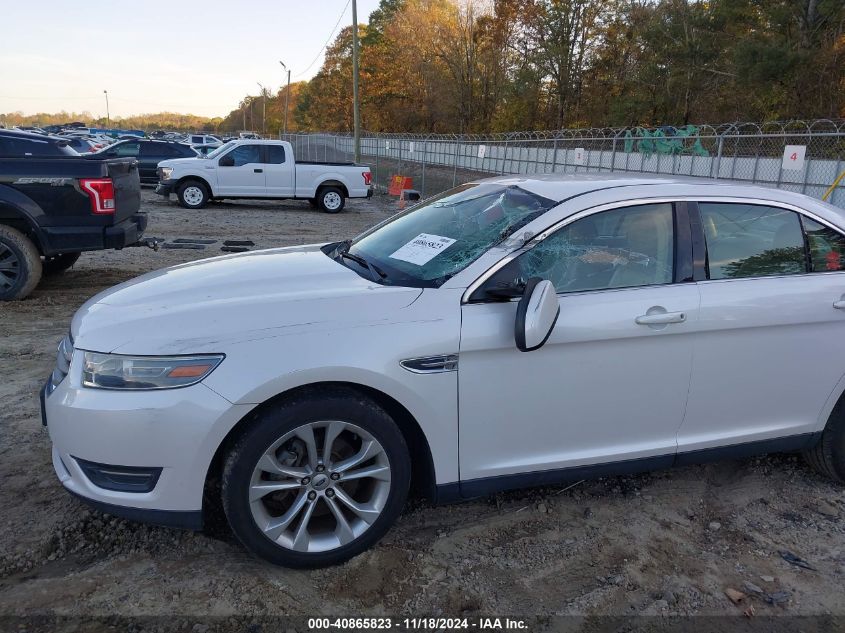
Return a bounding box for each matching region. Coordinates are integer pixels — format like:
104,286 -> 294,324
1,189 -> 845,629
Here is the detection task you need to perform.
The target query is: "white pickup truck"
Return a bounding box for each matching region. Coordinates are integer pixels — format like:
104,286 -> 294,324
154,139 -> 373,213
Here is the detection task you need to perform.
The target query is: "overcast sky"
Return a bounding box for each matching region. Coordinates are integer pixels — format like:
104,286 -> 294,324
0,0 -> 383,118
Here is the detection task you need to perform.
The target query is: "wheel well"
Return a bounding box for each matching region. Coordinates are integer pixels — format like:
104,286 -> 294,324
176,176 -> 212,196
317,181 -> 349,198
202,381 -> 437,524
0,206 -> 45,254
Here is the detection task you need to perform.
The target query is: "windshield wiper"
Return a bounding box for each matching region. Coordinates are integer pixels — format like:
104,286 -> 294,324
336,242 -> 388,282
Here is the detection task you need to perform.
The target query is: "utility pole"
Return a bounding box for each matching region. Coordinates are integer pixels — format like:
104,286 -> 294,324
103,90 -> 110,127
279,61 -> 291,136
257,82 -> 266,135
351,0 -> 361,163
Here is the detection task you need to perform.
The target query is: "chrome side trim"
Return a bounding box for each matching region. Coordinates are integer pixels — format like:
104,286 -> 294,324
400,354 -> 459,374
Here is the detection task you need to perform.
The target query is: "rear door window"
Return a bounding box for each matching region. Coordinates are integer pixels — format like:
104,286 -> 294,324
139,143 -> 165,159
265,145 -> 285,164
803,217 -> 845,272
699,203 -> 807,279
113,142 -> 140,157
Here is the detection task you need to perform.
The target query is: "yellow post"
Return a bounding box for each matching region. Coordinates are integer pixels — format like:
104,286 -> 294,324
823,169 -> 845,202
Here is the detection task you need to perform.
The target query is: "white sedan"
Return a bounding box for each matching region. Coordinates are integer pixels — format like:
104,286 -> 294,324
43,174 -> 845,567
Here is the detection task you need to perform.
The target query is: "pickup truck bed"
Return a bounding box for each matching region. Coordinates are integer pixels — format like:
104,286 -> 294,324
0,129 -> 146,300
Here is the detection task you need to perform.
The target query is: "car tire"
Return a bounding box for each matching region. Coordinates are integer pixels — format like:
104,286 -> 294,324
317,187 -> 345,214
176,180 -> 209,209
221,386 -> 410,568
804,399 -> 845,483
42,252 -> 81,276
0,225 -> 42,301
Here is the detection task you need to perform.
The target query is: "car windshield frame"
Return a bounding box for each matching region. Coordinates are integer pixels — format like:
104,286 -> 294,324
335,183 -> 557,288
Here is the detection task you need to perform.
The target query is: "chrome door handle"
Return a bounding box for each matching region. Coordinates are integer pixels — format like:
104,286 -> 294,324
635,311 -> 686,325
833,300 -> 845,310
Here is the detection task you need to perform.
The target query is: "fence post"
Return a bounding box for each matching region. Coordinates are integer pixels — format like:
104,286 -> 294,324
452,136 -> 460,187
375,133 -> 381,191
551,134 -> 559,174
421,134 -> 431,197
713,134 -> 724,179
611,131 -> 621,172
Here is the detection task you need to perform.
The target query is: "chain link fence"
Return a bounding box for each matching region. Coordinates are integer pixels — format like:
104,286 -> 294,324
282,120 -> 845,208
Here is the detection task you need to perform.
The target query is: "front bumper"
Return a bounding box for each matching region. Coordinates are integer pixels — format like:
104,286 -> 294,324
42,353 -> 253,527
155,181 -> 174,196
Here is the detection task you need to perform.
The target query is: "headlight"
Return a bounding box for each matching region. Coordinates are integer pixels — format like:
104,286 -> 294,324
159,166 -> 173,180
82,352 -> 224,390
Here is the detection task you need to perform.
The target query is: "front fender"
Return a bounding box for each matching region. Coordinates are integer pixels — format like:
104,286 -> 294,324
207,364 -> 459,485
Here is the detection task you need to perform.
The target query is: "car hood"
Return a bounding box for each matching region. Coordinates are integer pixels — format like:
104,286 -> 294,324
158,156 -> 202,169
71,244 -> 423,355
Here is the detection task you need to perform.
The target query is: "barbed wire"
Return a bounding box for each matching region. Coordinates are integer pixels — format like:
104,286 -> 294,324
303,119 -> 845,141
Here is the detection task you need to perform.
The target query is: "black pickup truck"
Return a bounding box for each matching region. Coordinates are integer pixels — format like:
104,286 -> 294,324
0,129 -> 146,300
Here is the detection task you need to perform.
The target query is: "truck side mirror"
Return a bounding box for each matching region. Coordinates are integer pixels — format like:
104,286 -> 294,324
219,155 -> 235,167
515,278 -> 559,352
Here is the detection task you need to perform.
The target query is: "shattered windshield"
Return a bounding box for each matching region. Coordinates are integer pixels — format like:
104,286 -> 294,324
343,183 -> 556,287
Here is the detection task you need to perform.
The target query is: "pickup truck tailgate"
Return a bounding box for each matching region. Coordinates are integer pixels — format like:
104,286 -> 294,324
106,158 -> 141,223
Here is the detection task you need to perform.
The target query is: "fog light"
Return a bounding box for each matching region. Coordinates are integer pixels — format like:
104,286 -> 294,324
74,457 -> 162,493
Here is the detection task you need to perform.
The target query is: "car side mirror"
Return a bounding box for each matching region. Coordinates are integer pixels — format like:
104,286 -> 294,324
219,155 -> 235,167
515,278 -> 559,352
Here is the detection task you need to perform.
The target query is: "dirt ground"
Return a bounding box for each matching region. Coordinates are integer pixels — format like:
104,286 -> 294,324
1,189 -> 844,629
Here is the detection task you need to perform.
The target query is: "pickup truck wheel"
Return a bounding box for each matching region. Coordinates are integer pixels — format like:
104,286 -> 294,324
42,252 -> 81,276
177,180 -> 209,209
0,225 -> 42,301
221,387 -> 410,568
317,187 -> 345,214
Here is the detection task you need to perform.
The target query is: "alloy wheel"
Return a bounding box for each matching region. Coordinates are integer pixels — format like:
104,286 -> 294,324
0,242 -> 20,291
248,420 -> 392,553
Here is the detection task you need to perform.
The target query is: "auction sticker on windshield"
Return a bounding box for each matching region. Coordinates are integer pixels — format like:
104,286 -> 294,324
389,233 -> 457,265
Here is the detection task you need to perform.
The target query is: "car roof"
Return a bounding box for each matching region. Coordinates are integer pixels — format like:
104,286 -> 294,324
114,138 -> 180,144
0,128 -> 69,144
470,172 -> 845,232
473,172 -> 741,201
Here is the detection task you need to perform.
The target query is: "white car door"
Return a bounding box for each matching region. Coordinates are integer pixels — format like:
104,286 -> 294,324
263,144 -> 295,197
458,202 -> 700,491
677,201 -> 845,455
216,144 -> 265,195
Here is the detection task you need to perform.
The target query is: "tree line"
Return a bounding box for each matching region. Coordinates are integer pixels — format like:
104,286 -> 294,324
283,0 -> 843,133
6,1 -> 843,135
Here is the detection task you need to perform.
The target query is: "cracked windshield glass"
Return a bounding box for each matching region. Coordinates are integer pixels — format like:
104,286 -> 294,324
346,183 -> 556,287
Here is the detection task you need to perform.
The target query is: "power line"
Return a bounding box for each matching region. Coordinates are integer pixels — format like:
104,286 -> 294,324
294,0 -> 352,78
